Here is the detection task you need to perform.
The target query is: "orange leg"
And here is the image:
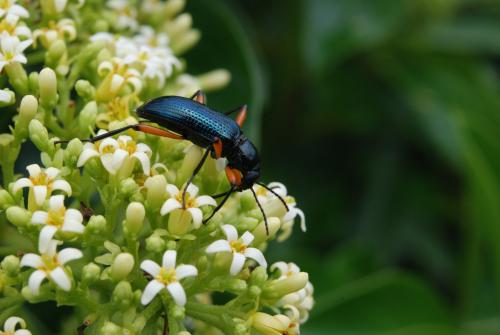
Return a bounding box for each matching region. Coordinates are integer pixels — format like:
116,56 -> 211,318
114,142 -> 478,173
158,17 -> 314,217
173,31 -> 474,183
235,105 -> 247,127
225,167 -> 242,186
190,90 -> 207,105
213,138 -> 223,158
136,124 -> 184,140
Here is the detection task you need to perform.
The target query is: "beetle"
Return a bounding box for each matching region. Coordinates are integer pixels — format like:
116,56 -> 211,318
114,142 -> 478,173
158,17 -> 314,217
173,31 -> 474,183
61,91 -> 288,234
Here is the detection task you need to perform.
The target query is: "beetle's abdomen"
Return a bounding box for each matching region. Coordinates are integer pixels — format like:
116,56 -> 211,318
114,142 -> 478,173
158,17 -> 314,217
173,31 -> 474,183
137,96 -> 241,147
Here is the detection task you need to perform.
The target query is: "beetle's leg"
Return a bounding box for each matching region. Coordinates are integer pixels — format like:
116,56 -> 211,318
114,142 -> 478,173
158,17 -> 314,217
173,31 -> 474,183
250,187 -> 269,235
190,90 -> 207,105
225,167 -> 243,186
224,105 -> 247,127
55,124 -> 184,144
181,147 -> 211,209
213,138 -> 223,158
203,185 -> 237,224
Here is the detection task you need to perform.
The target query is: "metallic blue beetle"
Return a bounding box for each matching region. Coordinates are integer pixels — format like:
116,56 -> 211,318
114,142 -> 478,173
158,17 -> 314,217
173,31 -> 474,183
62,91 -> 287,232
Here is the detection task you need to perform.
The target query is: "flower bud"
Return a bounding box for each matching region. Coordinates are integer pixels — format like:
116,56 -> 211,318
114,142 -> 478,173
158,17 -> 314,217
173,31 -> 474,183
125,202 -> 145,236
249,285 -> 262,298
112,281 -> 133,308
145,234 -> 165,253
0,190 -> 15,209
46,40 -> 66,69
75,80 -> 96,100
120,178 -> 138,198
64,138 -> 83,166
262,273 -> 309,300
167,209 -> 191,236
198,69 -> 231,92
39,68 -> 58,109
227,279 -> 247,293
0,89 -> 15,107
172,305 -> 185,320
29,119 -> 51,154
252,312 -> 284,335
165,13 -> 191,37
110,253 -> 134,281
145,175 -> 167,210
6,206 -> 31,227
5,63 -> 28,95
1,255 -> 20,275
28,71 -> 39,94
177,145 -> 202,185
99,322 -> 122,335
252,218 -> 281,246
164,0 -> 185,17
78,101 -> 97,133
171,29 -> 200,55
250,266 -> 268,286
15,95 -> 38,139
85,215 -> 107,239
82,262 -> 101,284
178,332 -> 191,335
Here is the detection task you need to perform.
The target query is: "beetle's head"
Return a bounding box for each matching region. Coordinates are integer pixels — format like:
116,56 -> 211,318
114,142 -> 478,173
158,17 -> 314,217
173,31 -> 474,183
229,137 -> 260,190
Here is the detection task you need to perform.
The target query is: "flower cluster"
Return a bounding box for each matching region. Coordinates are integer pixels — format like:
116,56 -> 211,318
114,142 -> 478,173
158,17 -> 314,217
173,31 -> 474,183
0,1 -> 312,334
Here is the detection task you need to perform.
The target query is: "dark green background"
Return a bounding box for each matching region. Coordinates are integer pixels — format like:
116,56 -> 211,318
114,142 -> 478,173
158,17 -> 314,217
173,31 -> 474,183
187,0 -> 500,334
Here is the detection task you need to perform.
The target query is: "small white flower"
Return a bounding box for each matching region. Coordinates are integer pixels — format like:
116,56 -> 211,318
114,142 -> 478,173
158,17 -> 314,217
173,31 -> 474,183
107,0 -> 138,31
51,0 -> 84,13
31,195 -> 84,251
252,310 -> 300,335
140,250 -> 197,306
0,316 -> 31,335
0,14 -> 32,39
20,238 -> 82,294
77,131 -> 152,176
0,31 -> 32,72
89,31 -> 115,43
12,164 -> 72,207
97,57 -> 142,97
271,262 -> 314,323
33,19 -> 76,49
160,183 -> 216,228
206,224 -> 267,275
0,87 -> 14,104
0,0 -> 29,19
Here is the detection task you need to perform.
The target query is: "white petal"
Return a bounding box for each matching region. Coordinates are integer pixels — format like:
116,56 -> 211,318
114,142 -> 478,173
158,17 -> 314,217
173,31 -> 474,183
20,253 -> 43,268
296,208 -> 306,232
166,184 -> 180,197
33,185 -> 47,206
15,330 -> 32,335
240,231 -> 254,246
39,226 -> 58,253
206,239 -> 231,254
49,267 -> 71,291
4,316 -> 26,332
49,194 -> 65,211
26,164 -> 41,177
28,270 -> 47,295
52,180 -> 72,196
65,208 -> 83,222
244,248 -> 267,268
57,248 -> 83,265
271,262 -> 289,275
31,211 -> 48,225
175,264 -> 197,280
98,137 -> 118,152
131,151 -> 150,175
110,74 -> 125,93
185,183 -> 199,197
44,239 -> 60,257
111,149 -> 129,170
160,198 -> 182,216
62,219 -> 84,233
97,60 -> 113,75
141,279 -> 164,305
136,143 -> 152,154
12,178 -> 33,193
100,153 -> 117,174
127,76 -> 142,93
187,207 -> 202,228
195,195 -> 217,207
221,224 -> 238,242
162,250 -> 176,269
45,167 -> 60,180
230,252 -> 246,275
140,260 -> 161,277
0,88 -> 12,103
10,5 -> 29,18
268,182 -> 288,197
54,0 -> 67,12
16,39 -> 32,53
77,149 -> 99,167
289,263 -> 301,274
166,282 -> 186,306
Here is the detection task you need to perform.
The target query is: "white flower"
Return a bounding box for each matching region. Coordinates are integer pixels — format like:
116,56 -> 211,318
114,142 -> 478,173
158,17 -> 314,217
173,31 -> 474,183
160,183 -> 216,228
96,57 -> 142,98
107,0 -> 138,31
0,316 -> 31,335
271,262 -> 314,323
89,31 -> 115,43
0,0 -> 29,19
33,19 -> 76,49
0,14 -> 31,39
20,238 -> 82,294
206,224 -> 267,275
77,132 -> 152,176
0,31 -> 32,72
140,250 -> 198,306
252,310 -> 300,335
0,87 -> 14,104
51,0 -> 84,13
12,164 -> 72,207
31,195 -> 84,251
134,26 -> 169,49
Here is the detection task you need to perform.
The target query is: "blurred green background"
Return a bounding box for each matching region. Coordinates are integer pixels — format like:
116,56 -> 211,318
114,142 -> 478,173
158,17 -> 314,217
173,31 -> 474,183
186,0 -> 500,334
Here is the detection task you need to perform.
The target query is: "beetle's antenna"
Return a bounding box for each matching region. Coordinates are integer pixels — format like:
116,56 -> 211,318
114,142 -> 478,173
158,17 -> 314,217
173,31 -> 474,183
203,185 -> 236,224
257,182 -> 289,212
251,187 -> 269,236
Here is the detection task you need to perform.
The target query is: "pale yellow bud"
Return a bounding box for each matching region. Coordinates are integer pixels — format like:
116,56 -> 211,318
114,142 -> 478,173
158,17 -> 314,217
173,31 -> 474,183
145,175 -> 167,210
110,253 -> 135,281
262,273 -> 309,300
125,202 -> 145,236
39,68 -> 58,109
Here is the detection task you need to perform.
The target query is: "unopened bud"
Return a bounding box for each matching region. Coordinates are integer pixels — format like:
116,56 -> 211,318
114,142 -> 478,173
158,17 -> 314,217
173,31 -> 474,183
112,281 -> 133,308
164,0 -> 185,17
82,262 -> 101,284
252,313 -> 284,335
120,178 -> 138,198
227,279 -> 247,293
145,175 -> 167,210
252,217 -> 281,246
172,305 -> 185,320
64,138 -> 83,166
0,190 -> 15,209
145,234 -> 165,253
198,69 -> 231,92
1,255 -> 20,275
110,253 -> 134,280
262,272 -> 308,300
78,101 -> 97,132
6,206 -> 31,227
28,71 -> 39,94
177,145 -> 202,185
250,266 -> 268,286
85,215 -> 107,235
39,68 -> 58,109
0,89 -> 15,107
99,322 -> 122,335
16,96 -> 38,138
46,40 -> 66,70
29,120 -> 51,154
125,202 -> 145,236
171,29 -> 200,55
75,80 -> 96,100
5,63 -> 28,95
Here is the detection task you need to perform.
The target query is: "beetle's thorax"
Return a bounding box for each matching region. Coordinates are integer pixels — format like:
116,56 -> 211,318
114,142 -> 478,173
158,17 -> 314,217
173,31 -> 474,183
227,135 -> 260,190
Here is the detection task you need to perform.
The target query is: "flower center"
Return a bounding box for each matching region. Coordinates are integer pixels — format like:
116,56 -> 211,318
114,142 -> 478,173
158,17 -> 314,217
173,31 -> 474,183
39,253 -> 60,272
118,139 -> 137,154
107,97 -> 130,120
0,18 -> 15,34
47,207 -> 66,227
29,172 -> 53,188
230,240 -> 247,253
0,0 -> 11,10
155,267 -> 177,285
174,193 -> 196,208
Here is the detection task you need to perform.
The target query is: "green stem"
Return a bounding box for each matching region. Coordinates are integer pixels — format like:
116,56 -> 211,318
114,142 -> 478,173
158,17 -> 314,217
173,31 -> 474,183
139,298 -> 162,320
1,160 -> 14,186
